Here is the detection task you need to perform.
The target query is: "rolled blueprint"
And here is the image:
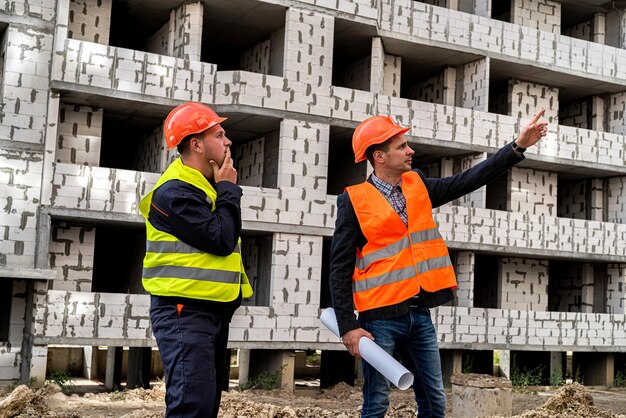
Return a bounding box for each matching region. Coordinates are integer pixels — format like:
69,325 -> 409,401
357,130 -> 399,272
319,307 -> 414,390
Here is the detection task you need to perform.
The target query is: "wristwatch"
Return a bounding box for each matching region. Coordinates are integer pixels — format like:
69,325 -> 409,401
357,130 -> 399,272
511,142 -> 527,154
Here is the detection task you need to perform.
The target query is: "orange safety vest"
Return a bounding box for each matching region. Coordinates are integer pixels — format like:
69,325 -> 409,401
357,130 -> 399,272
346,171 -> 457,312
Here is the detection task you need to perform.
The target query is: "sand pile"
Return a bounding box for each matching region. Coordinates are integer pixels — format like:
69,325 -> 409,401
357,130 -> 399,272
489,383 -> 618,418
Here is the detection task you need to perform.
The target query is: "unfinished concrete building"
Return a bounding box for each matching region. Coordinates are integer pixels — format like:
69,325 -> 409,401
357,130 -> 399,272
2,0 -> 626,389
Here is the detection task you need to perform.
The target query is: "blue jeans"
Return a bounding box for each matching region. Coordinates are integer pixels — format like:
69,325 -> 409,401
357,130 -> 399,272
150,296 -> 230,418
360,307 -> 445,418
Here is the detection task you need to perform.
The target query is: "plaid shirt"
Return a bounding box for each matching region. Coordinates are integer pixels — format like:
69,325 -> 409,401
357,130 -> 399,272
370,173 -> 408,226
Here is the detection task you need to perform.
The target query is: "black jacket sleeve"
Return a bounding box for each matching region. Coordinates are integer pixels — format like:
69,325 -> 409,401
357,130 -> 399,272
149,179 -> 243,256
328,192 -> 361,336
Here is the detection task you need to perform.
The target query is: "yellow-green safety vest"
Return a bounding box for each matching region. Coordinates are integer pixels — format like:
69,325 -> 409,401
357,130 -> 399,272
139,158 -> 253,301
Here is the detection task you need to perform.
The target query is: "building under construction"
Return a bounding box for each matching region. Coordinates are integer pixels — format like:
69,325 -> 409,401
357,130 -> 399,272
2,0 -> 626,389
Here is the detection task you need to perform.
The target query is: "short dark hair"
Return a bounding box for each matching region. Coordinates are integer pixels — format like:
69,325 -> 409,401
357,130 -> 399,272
365,139 -> 391,165
176,135 -> 193,155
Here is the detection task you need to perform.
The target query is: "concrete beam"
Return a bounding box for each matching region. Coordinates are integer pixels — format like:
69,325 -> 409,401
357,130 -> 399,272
0,267 -> 56,281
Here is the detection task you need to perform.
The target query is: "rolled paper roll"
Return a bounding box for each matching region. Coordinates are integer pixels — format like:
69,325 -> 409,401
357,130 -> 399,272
319,307 -> 414,390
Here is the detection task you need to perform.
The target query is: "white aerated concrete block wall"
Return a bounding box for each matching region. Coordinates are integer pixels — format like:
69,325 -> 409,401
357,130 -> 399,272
563,20 -> 591,42
607,265 -> 626,314
241,40 -> 271,74
0,0 -> 56,21
455,251 -> 475,307
607,177 -> 626,224
0,148 -> 43,268
50,163 -> 158,214
557,180 -> 588,220
144,22 -> 170,56
382,55 -> 401,98
234,138 -> 265,187
408,73 -> 444,103
277,119 -> 329,200
511,0 -> 561,34
34,291 -> 153,342
509,80 -> 559,123
56,104 -> 103,166
48,224 -> 95,292
435,307 -> 626,348
499,258 -> 548,311
0,27 -> 52,144
170,1 -> 203,61
607,92 -> 626,136
336,57 -> 371,91
134,125 -> 166,174
284,8 -> 334,88
67,0 -> 111,44
509,168 -> 557,216
370,37 -> 401,97
55,40 -> 216,102
456,58 -> 489,111
559,100 -> 589,129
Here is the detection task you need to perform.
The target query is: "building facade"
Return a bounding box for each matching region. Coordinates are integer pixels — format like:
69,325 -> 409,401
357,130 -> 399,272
1,0 -> 626,387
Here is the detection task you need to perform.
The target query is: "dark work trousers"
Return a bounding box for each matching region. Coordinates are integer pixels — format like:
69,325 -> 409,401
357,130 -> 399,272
150,296 -> 231,418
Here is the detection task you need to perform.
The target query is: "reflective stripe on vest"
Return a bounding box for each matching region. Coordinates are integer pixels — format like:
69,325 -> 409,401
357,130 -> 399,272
146,240 -> 241,255
355,228 -> 442,270
346,171 -> 457,312
140,158 -> 253,301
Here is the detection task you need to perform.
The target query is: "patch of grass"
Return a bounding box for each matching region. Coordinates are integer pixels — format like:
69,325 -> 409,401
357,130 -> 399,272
47,370 -> 70,394
549,363 -> 565,387
612,370 -> 626,388
239,367 -> 284,390
511,357 -> 544,391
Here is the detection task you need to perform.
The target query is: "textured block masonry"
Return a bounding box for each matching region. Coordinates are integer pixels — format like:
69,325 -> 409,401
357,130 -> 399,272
4,0 -> 626,383
67,0 -> 111,45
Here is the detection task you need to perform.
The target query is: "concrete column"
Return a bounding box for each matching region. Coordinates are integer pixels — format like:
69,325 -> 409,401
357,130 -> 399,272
550,352 -> 564,385
581,263 -> 594,313
442,67 -> 457,106
499,350 -> 511,379
593,13 -> 606,45
104,347 -> 122,390
605,9 -> 626,49
590,96 -> 605,132
27,346 -> 48,385
370,37 -> 401,98
238,348 -> 251,386
82,346 -> 97,379
441,349 -> 463,387
441,157 -> 454,177
589,179 -> 605,222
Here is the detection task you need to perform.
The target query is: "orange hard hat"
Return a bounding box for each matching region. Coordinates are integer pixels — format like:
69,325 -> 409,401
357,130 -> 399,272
163,102 -> 227,150
352,116 -> 410,163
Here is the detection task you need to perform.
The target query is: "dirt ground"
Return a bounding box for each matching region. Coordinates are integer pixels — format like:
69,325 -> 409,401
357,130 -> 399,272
1,379 -> 626,418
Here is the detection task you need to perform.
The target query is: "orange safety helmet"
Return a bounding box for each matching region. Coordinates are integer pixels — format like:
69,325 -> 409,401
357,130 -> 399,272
164,102 -> 227,150
352,116 -> 410,163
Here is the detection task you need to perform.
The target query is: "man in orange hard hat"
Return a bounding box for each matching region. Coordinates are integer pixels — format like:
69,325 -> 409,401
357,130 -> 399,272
329,111 -> 548,418
139,102 -> 253,418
